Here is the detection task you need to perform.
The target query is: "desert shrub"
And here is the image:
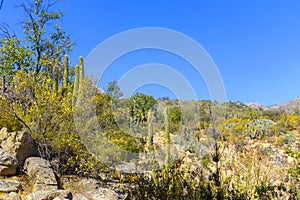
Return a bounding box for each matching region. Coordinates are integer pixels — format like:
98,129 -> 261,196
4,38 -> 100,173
125,158 -> 257,200
201,153 -> 210,168
125,160 -> 214,200
260,147 -> 274,156
283,132 -> 296,147
107,130 -> 145,153
254,181 -> 287,200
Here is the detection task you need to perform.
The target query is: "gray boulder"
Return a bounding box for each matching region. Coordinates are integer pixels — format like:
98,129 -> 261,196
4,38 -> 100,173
74,188 -> 120,200
72,193 -> 90,200
0,148 -> 18,175
115,162 -> 136,174
25,189 -> 72,200
0,179 -> 21,193
0,192 -> 22,200
24,157 -> 58,192
0,127 -> 39,166
61,177 -> 124,200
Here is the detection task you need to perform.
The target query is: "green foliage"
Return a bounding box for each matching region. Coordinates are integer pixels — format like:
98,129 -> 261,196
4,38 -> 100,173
0,37 -> 32,77
246,119 -> 276,139
5,70 -> 102,176
105,80 -> 123,99
254,181 -> 287,200
21,0 -> 73,75
94,93 -> 115,130
202,153 -> 210,168
0,96 -> 23,132
129,93 -> 156,126
107,130 -> 145,153
169,106 -> 181,124
283,132 -> 296,147
0,15 -> 97,176
286,148 -> 300,185
126,160 -> 213,200
260,147 -> 274,156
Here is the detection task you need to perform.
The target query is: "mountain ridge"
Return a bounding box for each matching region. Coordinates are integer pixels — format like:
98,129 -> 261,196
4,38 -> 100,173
247,96 -> 300,112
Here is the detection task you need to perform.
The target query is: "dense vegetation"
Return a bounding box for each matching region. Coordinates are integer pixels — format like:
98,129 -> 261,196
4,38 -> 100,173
1,1 -> 300,199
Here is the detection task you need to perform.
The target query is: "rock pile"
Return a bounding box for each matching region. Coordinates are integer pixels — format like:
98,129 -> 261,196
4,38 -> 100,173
0,128 -> 123,200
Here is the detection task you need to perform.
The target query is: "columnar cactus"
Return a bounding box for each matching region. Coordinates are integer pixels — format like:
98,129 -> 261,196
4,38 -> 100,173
52,62 -> 58,94
63,55 -> 69,89
79,56 -> 84,90
148,108 -> 156,170
73,64 -> 79,102
164,106 -> 170,168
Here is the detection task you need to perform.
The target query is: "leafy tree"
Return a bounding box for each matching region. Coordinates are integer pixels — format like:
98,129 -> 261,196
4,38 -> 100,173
0,37 -> 32,89
105,80 -> 123,99
0,1 -> 102,176
20,0 -> 73,75
94,92 -> 115,130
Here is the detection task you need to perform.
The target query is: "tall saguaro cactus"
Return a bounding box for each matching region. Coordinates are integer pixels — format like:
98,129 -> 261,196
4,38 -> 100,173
73,64 -> 79,103
148,108 -> 156,170
52,61 -> 58,95
79,56 -> 84,90
63,55 -> 69,89
73,56 -> 85,105
164,106 -> 170,168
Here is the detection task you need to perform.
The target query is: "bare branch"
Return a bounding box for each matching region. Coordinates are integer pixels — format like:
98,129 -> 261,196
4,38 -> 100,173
0,23 -> 15,38
14,112 -> 32,132
47,0 -> 60,9
0,0 -> 4,10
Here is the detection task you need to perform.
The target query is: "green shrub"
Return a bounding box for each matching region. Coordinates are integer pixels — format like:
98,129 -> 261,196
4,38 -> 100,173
283,132 -> 296,147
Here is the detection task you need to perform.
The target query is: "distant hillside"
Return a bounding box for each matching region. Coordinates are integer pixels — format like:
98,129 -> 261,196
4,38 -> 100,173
247,97 -> 300,112
247,102 -> 268,110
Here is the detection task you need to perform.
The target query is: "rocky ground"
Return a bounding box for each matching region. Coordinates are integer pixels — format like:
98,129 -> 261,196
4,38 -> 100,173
0,126 -> 299,199
0,128 -> 127,200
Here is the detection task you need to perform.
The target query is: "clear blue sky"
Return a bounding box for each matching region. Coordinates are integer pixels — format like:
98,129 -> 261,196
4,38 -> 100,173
1,0 -> 300,105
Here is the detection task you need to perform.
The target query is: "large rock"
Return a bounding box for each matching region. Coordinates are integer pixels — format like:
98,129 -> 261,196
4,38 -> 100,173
77,178 -> 99,191
115,162 -> 136,174
72,193 -> 90,200
24,157 -> 58,192
61,176 -> 125,200
0,127 -> 39,166
0,179 -> 21,193
0,149 -> 18,175
0,192 -> 22,200
25,189 -> 72,200
74,188 -> 120,200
